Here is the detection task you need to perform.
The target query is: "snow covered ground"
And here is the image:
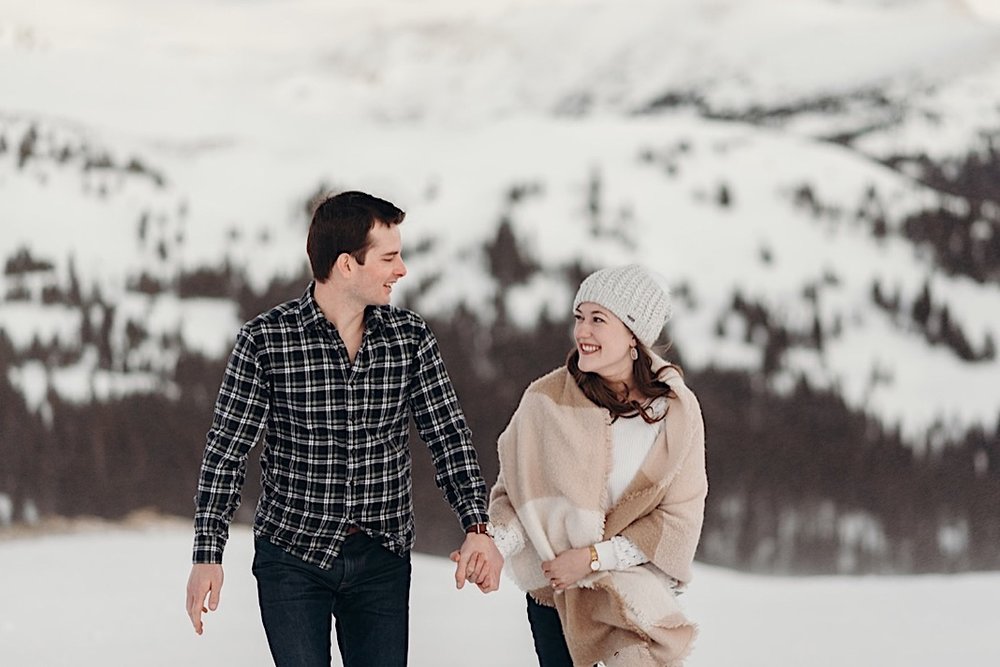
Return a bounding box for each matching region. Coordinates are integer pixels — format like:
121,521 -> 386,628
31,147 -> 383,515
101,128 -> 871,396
0,520 -> 997,666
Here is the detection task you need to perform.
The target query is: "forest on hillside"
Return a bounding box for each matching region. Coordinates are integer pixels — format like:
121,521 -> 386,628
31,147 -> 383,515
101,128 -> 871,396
2,181 -> 998,574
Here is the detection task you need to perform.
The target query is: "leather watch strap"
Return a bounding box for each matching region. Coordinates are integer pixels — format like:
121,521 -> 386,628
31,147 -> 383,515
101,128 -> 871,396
466,522 -> 490,535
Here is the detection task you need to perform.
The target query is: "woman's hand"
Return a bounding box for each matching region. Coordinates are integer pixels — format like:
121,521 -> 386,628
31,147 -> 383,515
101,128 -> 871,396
541,547 -> 593,591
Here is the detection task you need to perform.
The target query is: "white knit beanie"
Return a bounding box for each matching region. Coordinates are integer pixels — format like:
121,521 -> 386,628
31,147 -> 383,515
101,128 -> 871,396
572,264 -> 672,347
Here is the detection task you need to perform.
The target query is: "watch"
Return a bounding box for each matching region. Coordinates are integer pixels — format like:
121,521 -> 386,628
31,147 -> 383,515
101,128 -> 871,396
466,521 -> 494,537
589,545 -> 601,572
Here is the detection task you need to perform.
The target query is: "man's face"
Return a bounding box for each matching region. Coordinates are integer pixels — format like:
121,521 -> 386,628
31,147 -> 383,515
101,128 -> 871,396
352,222 -> 407,306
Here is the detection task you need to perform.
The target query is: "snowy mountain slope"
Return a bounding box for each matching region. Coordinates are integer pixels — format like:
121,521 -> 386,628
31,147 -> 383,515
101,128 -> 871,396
3,109 -> 997,438
3,0 -> 1000,431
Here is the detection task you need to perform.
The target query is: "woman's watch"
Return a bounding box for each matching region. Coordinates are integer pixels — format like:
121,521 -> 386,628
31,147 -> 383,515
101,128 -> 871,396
589,545 -> 601,571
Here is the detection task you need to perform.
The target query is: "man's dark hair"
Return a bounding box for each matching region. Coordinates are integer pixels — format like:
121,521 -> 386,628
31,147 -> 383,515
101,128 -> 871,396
307,191 -> 405,281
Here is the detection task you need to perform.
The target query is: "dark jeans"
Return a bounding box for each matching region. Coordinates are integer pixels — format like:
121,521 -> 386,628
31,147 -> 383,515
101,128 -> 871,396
526,594 -> 574,667
252,533 -> 411,667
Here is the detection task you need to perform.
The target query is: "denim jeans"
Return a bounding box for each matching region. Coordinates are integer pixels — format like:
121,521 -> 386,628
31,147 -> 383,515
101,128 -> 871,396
526,594 -> 574,667
252,533 -> 411,667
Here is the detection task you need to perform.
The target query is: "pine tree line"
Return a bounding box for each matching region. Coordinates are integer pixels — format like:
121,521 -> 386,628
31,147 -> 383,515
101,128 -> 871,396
1,187 -> 998,573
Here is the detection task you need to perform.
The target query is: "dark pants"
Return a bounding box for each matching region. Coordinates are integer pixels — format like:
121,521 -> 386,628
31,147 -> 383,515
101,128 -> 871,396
252,533 -> 411,667
526,594 -> 574,667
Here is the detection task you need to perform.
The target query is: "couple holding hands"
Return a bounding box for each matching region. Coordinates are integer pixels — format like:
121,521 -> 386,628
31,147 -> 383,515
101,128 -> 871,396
186,191 -> 707,667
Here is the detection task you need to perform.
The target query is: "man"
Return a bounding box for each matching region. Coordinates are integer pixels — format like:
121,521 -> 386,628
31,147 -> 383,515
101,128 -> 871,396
186,190 -> 503,666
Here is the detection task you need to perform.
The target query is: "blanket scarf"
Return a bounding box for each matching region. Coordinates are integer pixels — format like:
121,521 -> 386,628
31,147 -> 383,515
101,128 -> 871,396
488,361 -> 707,666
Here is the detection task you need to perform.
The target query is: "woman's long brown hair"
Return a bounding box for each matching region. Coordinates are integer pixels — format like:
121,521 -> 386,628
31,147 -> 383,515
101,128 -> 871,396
567,344 -> 680,424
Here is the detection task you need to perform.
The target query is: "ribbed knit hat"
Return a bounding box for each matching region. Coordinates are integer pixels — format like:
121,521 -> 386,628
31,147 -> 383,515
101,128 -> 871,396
572,264 -> 672,347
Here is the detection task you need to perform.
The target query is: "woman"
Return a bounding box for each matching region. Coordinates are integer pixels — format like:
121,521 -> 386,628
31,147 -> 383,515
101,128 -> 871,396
488,264 -> 707,667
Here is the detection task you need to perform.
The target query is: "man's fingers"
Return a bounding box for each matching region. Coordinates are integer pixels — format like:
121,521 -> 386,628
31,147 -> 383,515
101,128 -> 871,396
454,549 -> 473,589
187,563 -> 224,635
186,589 -> 200,629
188,597 -> 204,635
466,553 -> 484,581
462,552 -> 478,574
449,550 -> 460,563
208,584 -> 221,611
471,554 -> 487,583
477,563 -> 501,593
456,537 -> 505,593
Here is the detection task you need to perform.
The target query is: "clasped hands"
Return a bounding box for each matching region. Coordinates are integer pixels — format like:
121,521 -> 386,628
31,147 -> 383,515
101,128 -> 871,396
449,532 -> 505,593
450,542 -> 594,594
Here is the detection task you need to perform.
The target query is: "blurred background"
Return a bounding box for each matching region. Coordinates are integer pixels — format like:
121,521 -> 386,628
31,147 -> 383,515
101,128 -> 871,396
2,0 -> 999,583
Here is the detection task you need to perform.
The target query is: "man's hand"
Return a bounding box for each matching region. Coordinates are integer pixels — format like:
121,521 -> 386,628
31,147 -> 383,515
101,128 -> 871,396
541,548 -> 591,592
450,533 -> 504,593
186,563 -> 224,635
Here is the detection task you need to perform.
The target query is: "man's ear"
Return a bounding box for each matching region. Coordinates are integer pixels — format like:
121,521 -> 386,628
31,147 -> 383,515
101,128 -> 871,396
333,252 -> 353,278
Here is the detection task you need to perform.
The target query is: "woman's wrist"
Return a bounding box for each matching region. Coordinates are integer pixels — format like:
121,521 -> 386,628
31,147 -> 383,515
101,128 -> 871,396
574,548 -> 592,581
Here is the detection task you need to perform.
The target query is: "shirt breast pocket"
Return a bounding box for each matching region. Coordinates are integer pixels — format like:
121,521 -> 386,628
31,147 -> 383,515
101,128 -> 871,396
360,359 -> 408,431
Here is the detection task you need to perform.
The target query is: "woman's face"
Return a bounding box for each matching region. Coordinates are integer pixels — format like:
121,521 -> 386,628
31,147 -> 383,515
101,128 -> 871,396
574,302 -> 636,386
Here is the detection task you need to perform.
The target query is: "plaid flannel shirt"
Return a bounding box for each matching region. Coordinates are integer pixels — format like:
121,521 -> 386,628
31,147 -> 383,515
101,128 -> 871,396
192,283 -> 489,569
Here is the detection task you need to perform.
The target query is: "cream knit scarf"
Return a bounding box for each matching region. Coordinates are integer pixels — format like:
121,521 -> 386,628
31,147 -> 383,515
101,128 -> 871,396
489,361 -> 707,667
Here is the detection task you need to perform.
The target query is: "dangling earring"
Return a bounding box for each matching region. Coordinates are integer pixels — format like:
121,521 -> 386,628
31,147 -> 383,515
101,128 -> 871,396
629,346 -> 638,361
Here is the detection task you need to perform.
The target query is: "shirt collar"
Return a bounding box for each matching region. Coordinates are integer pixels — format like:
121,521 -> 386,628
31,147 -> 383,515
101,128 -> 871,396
365,304 -> 386,331
299,282 -> 328,330
300,281 -> 387,333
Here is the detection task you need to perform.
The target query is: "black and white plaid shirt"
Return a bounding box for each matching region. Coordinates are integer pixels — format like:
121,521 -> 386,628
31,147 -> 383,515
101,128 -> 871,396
193,283 -> 489,569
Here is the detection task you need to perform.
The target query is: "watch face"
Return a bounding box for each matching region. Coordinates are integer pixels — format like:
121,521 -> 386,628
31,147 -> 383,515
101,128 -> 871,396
590,560 -> 600,571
